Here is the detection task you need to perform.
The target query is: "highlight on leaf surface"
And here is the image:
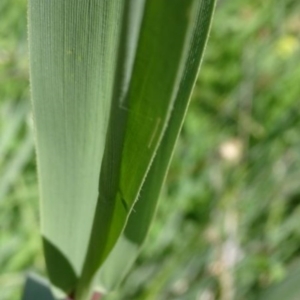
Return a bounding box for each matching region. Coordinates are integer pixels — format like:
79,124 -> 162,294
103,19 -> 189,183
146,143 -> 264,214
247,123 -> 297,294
28,0 -> 216,298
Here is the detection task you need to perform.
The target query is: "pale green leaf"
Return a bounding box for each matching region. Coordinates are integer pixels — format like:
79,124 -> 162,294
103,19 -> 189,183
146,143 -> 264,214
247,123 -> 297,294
28,0 -> 216,298
29,0 -> 124,293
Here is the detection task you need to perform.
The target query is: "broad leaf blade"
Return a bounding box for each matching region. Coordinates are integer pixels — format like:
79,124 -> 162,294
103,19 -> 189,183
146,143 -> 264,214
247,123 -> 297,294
29,0 -> 216,297
28,0 -> 124,293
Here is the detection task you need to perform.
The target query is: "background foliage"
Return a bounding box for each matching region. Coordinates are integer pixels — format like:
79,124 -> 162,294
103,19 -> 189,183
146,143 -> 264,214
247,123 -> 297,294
0,0 -> 300,299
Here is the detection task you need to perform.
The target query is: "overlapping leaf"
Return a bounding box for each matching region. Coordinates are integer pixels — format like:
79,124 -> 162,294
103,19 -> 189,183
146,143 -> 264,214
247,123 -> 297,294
28,0 -> 215,298
97,0 -> 216,292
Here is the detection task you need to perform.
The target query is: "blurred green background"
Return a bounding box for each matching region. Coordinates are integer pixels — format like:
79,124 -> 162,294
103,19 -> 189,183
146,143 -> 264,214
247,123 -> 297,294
1,0 -> 300,299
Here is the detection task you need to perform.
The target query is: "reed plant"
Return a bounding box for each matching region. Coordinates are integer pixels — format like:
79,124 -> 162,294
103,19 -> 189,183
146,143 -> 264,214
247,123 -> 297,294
28,0 -> 216,299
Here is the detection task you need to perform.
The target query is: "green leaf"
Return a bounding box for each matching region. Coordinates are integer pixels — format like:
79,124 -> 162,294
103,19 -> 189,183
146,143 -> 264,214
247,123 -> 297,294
96,0 -> 216,292
28,0 -> 216,298
78,1 -> 216,297
28,0 -> 124,293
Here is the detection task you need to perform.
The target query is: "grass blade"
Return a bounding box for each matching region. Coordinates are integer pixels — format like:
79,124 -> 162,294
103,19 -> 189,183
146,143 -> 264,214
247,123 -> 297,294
77,1 -> 214,296
28,0 -> 124,293
96,0 -> 216,291
29,0 -> 216,297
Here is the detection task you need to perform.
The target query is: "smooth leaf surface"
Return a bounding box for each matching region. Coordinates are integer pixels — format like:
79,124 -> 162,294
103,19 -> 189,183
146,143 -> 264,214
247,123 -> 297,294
78,1 -> 215,296
29,0 -> 124,291
29,0 -> 216,298
96,0 -> 216,291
